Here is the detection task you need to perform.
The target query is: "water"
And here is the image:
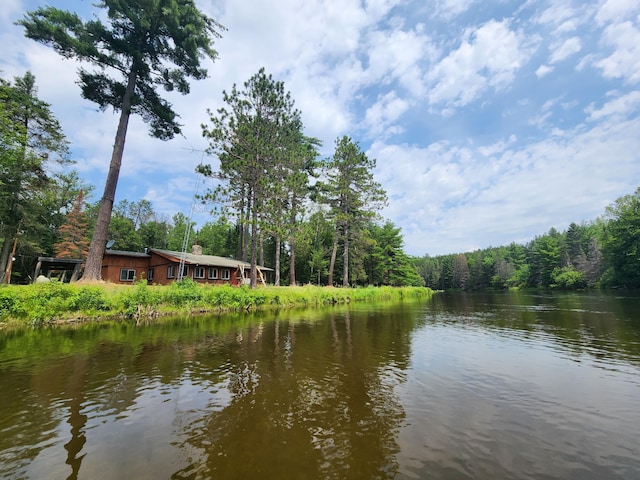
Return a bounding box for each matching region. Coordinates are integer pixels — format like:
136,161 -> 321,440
1,291 -> 639,479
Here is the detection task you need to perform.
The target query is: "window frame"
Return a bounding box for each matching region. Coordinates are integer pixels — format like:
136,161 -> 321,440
167,265 -> 175,279
221,268 -> 230,280
194,266 -> 205,279
208,267 -> 218,280
120,268 -> 136,282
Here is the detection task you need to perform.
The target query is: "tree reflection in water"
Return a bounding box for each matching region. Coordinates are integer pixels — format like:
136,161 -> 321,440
171,306 -> 415,480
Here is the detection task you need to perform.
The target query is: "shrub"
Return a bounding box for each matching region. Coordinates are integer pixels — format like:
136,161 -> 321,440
552,267 -> 587,289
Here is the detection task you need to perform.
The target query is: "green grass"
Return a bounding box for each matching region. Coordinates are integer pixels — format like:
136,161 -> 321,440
0,280 -> 433,326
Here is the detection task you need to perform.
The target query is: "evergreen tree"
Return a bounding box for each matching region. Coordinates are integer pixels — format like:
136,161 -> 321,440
0,72 -> 70,283
602,187 -> 640,288
366,221 -> 423,286
318,136 -> 387,286
19,0 -> 224,281
201,68 -> 304,287
54,191 -> 90,259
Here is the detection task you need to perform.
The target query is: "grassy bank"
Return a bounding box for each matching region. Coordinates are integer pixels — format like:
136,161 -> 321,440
0,279 -> 433,326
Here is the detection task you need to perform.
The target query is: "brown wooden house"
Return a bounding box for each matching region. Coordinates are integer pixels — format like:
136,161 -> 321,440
102,246 -> 271,286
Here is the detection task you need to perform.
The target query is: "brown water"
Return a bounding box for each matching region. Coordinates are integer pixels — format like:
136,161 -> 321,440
1,291 -> 639,479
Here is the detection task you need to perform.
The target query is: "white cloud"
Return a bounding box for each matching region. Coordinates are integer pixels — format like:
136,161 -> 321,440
433,0 -> 477,19
586,90 -> 640,121
427,20 -> 532,111
0,0 -> 21,21
364,24 -> 435,97
595,0 -> 640,25
363,91 -> 410,139
536,64 -> 554,78
549,36 -> 582,64
374,116 -> 640,255
595,20 -> 640,83
536,3 -> 578,27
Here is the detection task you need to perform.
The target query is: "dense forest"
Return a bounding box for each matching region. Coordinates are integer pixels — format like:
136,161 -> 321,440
412,187 -> 640,290
2,1 -> 638,290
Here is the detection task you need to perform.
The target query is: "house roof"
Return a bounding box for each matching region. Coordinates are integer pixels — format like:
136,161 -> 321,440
149,249 -> 273,271
104,250 -> 151,258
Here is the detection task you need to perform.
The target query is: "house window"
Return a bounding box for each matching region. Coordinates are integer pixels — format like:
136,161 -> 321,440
208,267 -> 218,279
221,268 -> 230,280
120,269 -> 136,282
147,268 -> 154,281
167,265 -> 175,279
194,266 -> 205,279
180,265 -> 189,278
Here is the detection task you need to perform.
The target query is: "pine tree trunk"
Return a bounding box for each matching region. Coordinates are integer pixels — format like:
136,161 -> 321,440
342,223 -> 349,287
81,68 -> 137,281
274,234 -> 281,286
289,235 -> 296,287
249,192 -> 258,289
0,236 -> 12,282
1,231 -> 19,284
259,230 -> 264,267
328,227 -> 339,287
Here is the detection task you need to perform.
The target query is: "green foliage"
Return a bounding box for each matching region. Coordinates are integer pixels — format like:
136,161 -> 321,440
197,217 -> 237,256
0,72 -> 71,282
69,287 -> 109,311
411,208 -> 610,291
601,187 -> 640,288
365,221 -> 424,286
200,68 -> 308,288
0,283 -> 433,324
316,136 -> 388,286
18,0 -> 224,281
166,212 -> 196,251
551,267 -> 587,289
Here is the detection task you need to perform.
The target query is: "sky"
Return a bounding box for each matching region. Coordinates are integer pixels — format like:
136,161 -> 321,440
1,0 -> 639,256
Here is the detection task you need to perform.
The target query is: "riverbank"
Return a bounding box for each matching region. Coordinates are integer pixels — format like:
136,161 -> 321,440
0,280 -> 433,326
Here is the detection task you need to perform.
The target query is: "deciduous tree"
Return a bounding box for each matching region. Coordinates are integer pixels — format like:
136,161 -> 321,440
602,187 -> 640,288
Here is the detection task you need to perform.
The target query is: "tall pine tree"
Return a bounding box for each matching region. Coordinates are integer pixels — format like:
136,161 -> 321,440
19,0 -> 224,281
55,190 -> 90,259
318,136 -> 387,286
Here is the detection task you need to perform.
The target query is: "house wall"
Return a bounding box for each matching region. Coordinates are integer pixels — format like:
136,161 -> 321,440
101,255 -> 152,284
102,252 -> 244,286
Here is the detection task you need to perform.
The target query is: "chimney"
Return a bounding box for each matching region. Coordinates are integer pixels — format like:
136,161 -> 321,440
191,240 -> 202,256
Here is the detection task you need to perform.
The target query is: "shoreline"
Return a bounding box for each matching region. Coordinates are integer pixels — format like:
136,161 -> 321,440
0,281 -> 433,327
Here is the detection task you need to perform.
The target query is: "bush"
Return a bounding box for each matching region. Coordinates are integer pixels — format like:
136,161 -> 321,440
552,267 -> 587,289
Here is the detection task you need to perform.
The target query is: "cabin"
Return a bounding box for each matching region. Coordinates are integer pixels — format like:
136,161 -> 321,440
101,245 -> 271,286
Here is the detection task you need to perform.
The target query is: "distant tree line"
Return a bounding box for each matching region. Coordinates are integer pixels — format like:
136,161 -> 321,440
411,187 -> 640,290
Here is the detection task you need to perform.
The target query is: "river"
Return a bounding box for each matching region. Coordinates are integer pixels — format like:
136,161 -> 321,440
1,290 -> 639,479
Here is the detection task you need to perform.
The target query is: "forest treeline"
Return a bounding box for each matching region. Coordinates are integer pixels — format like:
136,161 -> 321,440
411,186 -> 640,290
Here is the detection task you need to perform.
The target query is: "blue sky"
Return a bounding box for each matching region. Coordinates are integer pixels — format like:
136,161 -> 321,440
1,0 -> 639,256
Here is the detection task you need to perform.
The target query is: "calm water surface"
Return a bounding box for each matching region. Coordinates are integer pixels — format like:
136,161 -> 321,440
1,291 -> 639,479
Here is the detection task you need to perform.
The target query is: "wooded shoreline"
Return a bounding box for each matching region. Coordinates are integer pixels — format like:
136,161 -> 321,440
0,281 -> 433,327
